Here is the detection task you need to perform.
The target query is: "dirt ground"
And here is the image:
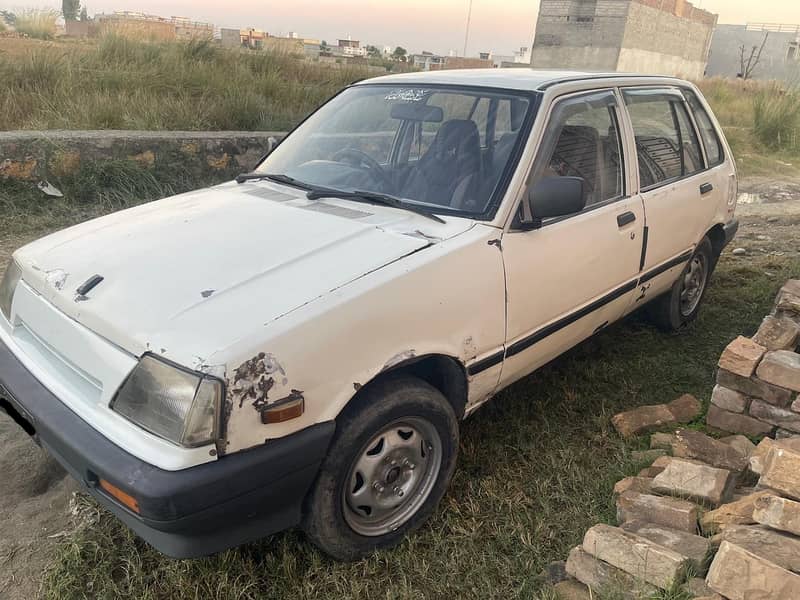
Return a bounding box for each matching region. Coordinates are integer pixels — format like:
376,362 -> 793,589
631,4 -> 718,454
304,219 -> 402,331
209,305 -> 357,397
0,175 -> 799,599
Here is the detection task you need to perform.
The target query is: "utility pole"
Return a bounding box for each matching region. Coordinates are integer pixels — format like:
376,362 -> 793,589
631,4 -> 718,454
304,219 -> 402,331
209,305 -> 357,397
463,0 -> 473,57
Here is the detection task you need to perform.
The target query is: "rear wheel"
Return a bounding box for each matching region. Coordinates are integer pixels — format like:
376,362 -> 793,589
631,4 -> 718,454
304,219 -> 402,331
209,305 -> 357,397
302,375 -> 458,560
648,237 -> 713,331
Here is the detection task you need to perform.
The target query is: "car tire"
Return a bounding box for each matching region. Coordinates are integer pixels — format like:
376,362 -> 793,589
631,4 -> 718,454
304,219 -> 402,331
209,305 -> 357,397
301,375 -> 459,561
648,237 -> 713,332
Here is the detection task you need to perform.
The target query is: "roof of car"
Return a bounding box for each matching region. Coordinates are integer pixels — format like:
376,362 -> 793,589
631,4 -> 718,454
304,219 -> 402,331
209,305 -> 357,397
357,68 -> 682,92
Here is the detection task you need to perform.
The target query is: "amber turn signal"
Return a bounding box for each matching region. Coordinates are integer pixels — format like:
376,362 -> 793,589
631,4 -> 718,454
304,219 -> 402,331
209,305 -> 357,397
261,394 -> 304,424
99,478 -> 141,514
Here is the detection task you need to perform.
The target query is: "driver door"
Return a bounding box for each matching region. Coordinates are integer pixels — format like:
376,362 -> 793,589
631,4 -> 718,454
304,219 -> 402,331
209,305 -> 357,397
498,89 -> 645,387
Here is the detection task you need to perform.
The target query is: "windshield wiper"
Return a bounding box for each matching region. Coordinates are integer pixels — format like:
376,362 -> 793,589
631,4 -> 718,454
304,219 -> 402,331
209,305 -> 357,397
306,189 -> 445,224
235,172 -> 312,190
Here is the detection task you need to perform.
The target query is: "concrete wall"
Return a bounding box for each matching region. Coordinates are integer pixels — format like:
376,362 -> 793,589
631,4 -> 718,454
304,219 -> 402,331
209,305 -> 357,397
0,131 -> 284,183
530,0 -> 715,77
707,24 -> 800,82
619,0 -> 714,78
531,0 -> 629,71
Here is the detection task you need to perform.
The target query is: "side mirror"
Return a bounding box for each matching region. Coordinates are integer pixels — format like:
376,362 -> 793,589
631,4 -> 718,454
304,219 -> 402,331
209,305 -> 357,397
521,176 -> 586,229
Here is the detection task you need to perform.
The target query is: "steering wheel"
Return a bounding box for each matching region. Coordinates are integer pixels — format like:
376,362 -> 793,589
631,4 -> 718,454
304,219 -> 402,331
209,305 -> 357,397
332,148 -> 393,189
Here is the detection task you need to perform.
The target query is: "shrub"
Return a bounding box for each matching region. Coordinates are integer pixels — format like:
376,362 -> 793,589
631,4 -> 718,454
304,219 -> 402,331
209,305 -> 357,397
14,9 -> 57,40
753,86 -> 800,150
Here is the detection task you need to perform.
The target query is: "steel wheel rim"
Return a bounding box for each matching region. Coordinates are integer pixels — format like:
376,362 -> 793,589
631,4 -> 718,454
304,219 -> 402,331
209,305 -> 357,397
679,253 -> 707,317
342,417 -> 442,537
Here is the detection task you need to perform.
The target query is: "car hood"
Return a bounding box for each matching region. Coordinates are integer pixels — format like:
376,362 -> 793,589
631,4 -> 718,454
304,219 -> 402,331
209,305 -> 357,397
14,181 -> 474,367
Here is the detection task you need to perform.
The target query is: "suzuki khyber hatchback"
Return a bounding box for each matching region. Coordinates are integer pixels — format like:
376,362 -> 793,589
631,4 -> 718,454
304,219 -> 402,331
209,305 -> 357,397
0,70 -> 737,560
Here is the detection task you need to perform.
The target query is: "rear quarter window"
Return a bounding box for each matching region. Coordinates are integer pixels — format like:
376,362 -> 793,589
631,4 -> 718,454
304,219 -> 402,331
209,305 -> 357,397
683,89 -> 725,167
622,89 -> 704,189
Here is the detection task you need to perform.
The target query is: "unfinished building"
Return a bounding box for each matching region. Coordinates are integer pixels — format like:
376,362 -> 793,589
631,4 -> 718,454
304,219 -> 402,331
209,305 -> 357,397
530,0 -> 717,79
706,23 -> 800,82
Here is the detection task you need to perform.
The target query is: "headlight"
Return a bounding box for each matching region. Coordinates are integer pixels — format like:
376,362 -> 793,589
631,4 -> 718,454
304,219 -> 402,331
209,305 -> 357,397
0,259 -> 22,322
111,354 -> 222,448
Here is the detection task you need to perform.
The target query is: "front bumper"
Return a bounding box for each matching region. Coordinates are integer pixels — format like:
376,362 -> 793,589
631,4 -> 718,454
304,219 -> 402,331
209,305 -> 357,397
0,336 -> 335,558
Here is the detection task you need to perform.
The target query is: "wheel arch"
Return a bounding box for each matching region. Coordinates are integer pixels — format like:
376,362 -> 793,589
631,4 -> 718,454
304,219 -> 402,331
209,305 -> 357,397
344,353 -> 469,421
705,223 -> 726,262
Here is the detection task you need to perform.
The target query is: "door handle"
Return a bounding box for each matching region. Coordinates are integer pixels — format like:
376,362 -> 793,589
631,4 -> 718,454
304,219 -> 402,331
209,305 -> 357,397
700,182 -> 714,195
617,211 -> 636,227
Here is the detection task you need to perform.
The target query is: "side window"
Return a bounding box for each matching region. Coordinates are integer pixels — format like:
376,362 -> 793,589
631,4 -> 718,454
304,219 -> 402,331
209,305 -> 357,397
623,90 -> 704,189
683,89 -> 724,167
530,90 -> 625,208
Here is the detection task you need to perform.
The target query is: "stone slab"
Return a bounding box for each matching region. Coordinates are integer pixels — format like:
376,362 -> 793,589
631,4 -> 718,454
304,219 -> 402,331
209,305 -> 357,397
716,368 -> 794,407
620,520 -> 710,572
616,491 -> 699,533
710,384 -> 748,413
651,458 -> 734,507
720,434 -> 756,459
747,437 -> 800,475
749,399 -> 800,433
753,315 -> 800,351
758,445 -> 800,500
707,541 -> 800,600
756,350 -> 800,393
671,429 -> 749,471
667,394 -> 702,423
582,524 -> 689,590
706,404 -> 773,437
718,336 -> 767,378
613,476 -> 653,497
753,494 -> 800,536
700,491 -> 777,534
611,404 -> 676,438
565,546 -> 657,599
713,525 -> 800,573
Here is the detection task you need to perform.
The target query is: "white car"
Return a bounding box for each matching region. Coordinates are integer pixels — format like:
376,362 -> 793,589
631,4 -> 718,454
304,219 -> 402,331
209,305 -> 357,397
0,70 -> 737,560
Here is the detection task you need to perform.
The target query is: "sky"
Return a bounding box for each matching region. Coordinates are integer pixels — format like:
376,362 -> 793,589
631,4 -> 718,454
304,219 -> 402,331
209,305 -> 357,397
29,0 -> 800,56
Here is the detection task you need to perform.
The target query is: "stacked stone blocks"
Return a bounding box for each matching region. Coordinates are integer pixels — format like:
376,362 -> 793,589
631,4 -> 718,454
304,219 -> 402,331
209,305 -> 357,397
708,280 -> 800,438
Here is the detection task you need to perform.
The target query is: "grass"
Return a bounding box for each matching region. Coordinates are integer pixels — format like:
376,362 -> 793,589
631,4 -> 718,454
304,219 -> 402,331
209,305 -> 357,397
0,35 -> 375,131
30,203 -> 797,599
696,78 -> 800,178
13,9 -> 57,40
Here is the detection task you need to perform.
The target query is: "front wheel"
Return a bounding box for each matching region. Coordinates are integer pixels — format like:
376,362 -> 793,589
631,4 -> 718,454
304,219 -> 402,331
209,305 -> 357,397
648,237 -> 713,331
302,375 -> 459,560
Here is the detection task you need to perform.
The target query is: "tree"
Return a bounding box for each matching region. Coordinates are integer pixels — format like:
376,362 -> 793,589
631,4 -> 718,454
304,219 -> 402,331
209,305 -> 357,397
366,45 -> 381,59
62,0 -> 80,21
79,6 -> 89,21
392,46 -> 407,62
738,31 -> 769,80
320,40 -> 331,55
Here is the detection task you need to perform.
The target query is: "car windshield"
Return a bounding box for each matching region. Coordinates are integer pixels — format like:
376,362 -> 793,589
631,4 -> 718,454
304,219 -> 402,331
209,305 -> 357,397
256,84 -> 535,219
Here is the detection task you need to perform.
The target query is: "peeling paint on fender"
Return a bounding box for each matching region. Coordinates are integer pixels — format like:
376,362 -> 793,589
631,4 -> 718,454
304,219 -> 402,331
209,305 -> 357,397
383,349 -> 416,371
229,352 -> 286,411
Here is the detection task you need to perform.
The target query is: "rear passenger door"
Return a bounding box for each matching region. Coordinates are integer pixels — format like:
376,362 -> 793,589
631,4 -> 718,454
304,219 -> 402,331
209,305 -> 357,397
621,88 -> 720,304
